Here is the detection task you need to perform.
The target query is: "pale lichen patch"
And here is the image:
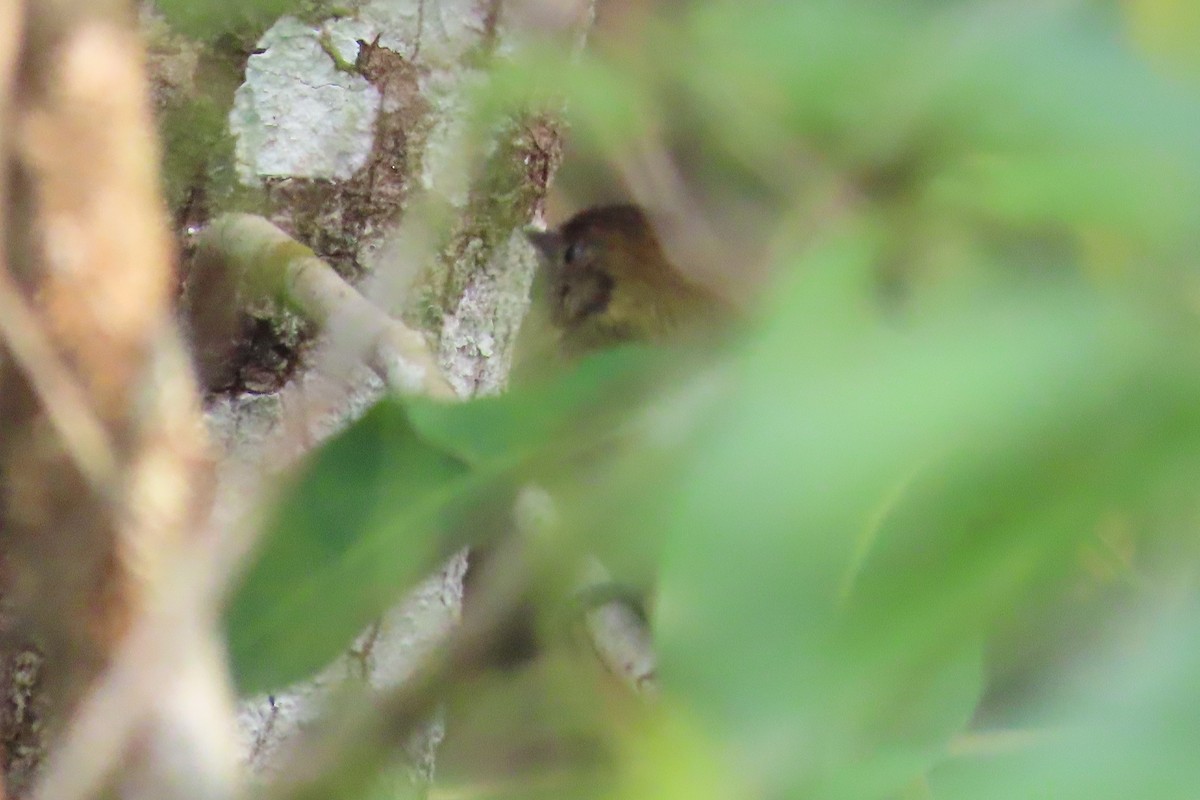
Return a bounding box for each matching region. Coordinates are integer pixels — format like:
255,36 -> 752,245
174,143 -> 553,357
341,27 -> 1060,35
231,17 -> 380,183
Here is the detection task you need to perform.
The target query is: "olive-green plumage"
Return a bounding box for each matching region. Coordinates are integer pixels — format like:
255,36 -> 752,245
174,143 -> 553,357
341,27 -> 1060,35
467,205 -> 728,669
518,204 -> 727,372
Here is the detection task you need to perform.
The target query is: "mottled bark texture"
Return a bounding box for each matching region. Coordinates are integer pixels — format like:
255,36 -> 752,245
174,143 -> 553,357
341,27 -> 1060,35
179,0 -> 589,794
0,0 -> 593,795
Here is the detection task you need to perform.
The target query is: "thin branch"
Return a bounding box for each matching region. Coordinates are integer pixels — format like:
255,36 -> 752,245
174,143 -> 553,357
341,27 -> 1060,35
196,214 -> 457,401
579,558 -> 658,695
516,485 -> 659,695
0,268 -> 119,494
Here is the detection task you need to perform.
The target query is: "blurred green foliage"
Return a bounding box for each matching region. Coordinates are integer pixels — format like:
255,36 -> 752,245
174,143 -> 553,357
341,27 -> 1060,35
226,347 -> 668,694
222,0 -> 1200,797
226,400 -> 473,694
154,0 -> 330,42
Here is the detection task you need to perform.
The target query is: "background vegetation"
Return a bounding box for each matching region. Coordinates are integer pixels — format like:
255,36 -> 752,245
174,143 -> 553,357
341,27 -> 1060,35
219,1 -> 1200,797
7,0 -> 1200,798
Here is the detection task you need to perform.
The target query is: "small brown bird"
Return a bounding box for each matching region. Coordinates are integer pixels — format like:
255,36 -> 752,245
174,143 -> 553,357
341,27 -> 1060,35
466,204 -> 730,669
520,204 -> 728,366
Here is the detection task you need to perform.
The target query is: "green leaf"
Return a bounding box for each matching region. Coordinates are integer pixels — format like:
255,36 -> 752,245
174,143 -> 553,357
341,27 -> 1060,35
931,603 -> 1200,800
647,236 -> 1200,796
224,398 -> 474,695
404,345 -> 670,469
155,0 -> 319,41
223,348 -> 675,695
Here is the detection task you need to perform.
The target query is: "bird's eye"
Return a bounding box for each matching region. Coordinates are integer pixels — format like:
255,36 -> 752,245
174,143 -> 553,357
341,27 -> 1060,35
564,241 -> 585,265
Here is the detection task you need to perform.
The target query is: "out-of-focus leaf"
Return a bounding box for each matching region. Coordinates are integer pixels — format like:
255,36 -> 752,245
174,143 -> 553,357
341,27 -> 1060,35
927,151 -> 1199,248
610,709 -> 745,800
155,0 -> 306,40
404,345 -> 668,469
225,348 -> 682,695
641,226 -> 1200,796
213,0 -> 1200,795
931,601 -> 1200,800
225,398 -> 474,695
1123,0 -> 1200,80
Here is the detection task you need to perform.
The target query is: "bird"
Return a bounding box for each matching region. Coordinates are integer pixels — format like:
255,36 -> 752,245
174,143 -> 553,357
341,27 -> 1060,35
463,204 -> 730,669
519,203 -> 728,367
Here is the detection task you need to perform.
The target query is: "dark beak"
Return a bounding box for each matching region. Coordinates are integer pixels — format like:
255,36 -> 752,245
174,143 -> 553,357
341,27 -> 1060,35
524,227 -> 562,262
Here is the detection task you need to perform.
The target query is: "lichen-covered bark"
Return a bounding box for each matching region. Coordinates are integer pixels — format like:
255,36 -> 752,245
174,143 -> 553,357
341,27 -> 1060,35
187,0 -> 591,792
0,0 -> 592,793
432,115 -> 562,395
0,649 -> 46,796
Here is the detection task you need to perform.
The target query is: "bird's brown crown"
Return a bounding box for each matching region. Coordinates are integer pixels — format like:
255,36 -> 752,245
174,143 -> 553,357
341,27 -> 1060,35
527,204 -> 724,357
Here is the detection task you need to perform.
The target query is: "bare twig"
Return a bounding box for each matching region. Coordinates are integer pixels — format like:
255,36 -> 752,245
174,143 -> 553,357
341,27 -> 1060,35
0,270 -> 119,492
197,213 -> 457,400
579,557 -> 658,695
515,485 -> 659,695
